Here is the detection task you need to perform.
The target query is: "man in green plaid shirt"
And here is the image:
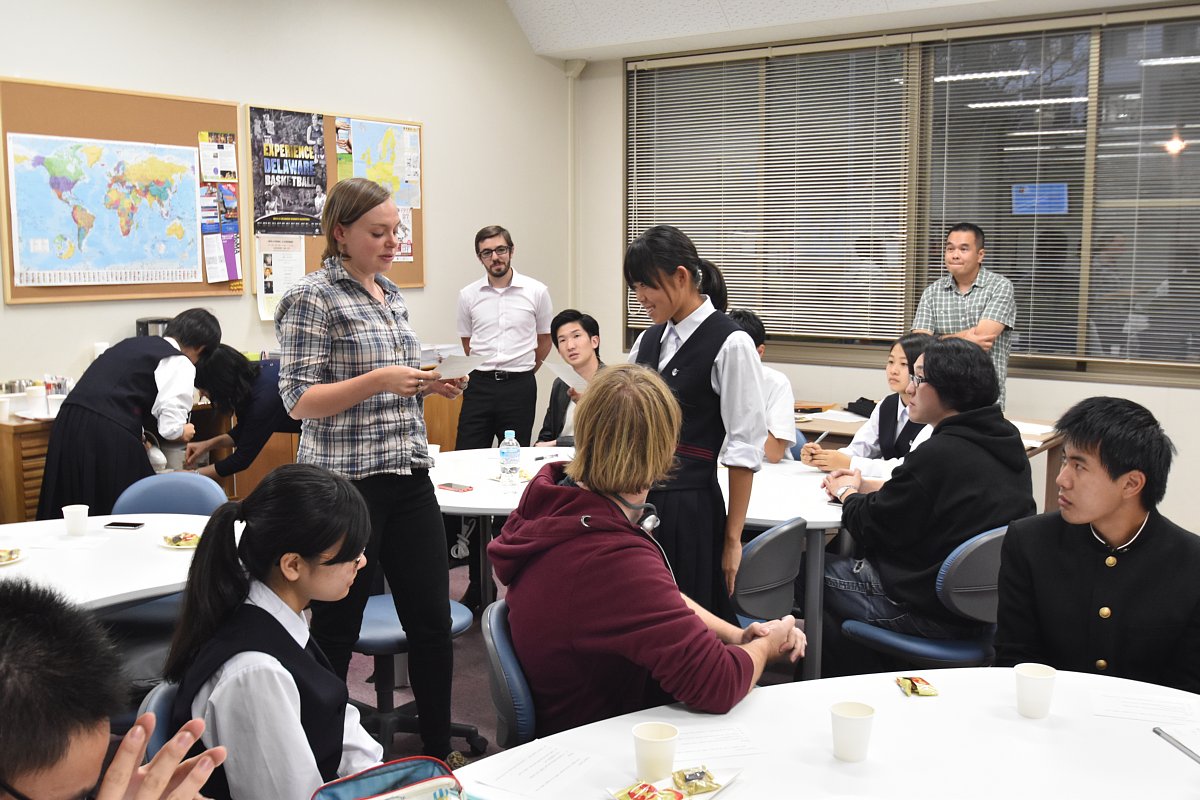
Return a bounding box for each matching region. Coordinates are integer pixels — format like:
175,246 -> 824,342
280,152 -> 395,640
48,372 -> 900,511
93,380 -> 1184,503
912,222 -> 1016,408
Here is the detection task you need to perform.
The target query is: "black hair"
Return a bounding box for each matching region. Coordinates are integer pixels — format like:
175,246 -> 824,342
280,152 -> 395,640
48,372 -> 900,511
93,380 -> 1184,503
1055,397 -> 1175,509
475,225 -> 513,253
165,308 -> 222,355
623,225 -> 727,310
920,338 -> 998,412
894,332 -> 934,374
194,343 -> 261,416
0,579 -> 126,780
164,463 -> 371,683
550,309 -> 601,359
946,221 -> 986,250
728,308 -> 766,348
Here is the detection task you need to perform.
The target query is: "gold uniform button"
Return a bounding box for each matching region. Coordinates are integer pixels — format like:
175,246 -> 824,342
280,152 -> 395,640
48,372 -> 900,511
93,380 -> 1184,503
1096,659 -> 1108,670
1105,556 -> 1117,567
1099,607 -> 1112,619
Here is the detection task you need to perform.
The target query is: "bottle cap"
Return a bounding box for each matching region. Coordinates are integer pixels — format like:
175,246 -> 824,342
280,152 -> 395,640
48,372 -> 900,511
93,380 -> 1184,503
505,430 -> 515,439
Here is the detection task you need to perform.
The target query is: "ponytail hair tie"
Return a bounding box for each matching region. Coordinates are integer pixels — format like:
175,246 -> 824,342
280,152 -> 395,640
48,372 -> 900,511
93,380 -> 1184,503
233,519 -> 247,549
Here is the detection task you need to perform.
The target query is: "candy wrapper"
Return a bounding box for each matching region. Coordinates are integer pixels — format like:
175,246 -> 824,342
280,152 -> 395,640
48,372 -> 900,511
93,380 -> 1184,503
896,675 -> 939,696
673,766 -> 721,795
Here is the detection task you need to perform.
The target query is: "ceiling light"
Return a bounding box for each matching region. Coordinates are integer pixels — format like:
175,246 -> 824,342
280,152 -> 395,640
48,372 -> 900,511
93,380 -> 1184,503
1139,56 -> 1200,66
935,69 -> 1035,82
967,97 -> 1089,109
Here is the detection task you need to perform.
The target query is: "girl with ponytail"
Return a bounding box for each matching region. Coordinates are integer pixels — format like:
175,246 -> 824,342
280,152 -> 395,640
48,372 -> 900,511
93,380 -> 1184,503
624,224 -> 767,622
163,463 -> 381,800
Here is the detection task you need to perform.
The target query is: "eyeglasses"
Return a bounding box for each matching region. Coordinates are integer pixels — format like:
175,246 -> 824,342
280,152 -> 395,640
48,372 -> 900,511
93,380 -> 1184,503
477,246 -> 511,260
910,373 -> 930,388
0,775 -> 99,800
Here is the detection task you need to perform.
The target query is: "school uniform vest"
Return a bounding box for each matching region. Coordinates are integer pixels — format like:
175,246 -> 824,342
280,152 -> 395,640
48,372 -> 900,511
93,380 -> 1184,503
877,392 -> 923,460
172,604 -> 348,800
636,313 -> 739,490
63,336 -> 179,438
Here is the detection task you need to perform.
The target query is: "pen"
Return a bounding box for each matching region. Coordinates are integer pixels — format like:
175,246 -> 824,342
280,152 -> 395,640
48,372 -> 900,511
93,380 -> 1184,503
812,431 -> 830,446
1154,727 -> 1200,766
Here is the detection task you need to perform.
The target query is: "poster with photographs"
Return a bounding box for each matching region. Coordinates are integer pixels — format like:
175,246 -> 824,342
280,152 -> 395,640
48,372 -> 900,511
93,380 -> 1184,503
249,107 -> 327,235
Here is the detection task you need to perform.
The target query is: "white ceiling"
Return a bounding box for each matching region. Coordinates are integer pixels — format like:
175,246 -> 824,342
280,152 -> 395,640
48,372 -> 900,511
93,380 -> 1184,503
504,0 -> 1178,60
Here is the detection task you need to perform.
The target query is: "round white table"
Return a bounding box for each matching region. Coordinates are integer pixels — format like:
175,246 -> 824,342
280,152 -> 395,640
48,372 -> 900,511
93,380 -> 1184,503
456,667 -> 1200,798
0,513 -> 208,610
430,448 -> 841,677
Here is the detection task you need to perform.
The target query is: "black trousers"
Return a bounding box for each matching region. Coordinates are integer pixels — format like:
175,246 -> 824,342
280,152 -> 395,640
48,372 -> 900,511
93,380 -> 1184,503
308,471 -> 453,757
454,370 -> 537,450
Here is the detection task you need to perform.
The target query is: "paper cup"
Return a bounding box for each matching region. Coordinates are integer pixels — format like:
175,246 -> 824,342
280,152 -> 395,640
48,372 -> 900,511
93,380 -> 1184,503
62,504 -> 89,536
47,394 -> 66,416
831,701 -> 874,762
1015,663 -> 1057,719
25,385 -> 47,417
632,721 -> 678,783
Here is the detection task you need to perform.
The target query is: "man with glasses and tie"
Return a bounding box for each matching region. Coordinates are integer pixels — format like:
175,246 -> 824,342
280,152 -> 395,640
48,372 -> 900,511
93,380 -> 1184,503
456,225 -> 553,450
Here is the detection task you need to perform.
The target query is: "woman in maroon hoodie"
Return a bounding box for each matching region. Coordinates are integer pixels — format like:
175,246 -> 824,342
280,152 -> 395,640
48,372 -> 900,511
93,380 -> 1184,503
488,364 -> 805,736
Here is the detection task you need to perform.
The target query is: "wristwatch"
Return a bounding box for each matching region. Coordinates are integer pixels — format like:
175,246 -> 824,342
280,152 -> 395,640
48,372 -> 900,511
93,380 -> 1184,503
835,484 -> 855,502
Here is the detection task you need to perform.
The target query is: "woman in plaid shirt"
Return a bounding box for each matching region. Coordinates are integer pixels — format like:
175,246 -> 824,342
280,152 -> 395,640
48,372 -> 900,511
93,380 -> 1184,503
276,178 -> 469,764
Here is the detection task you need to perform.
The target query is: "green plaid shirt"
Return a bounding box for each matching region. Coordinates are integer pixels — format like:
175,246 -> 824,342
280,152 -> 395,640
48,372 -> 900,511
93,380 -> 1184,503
912,267 -> 1016,408
276,257 -> 432,479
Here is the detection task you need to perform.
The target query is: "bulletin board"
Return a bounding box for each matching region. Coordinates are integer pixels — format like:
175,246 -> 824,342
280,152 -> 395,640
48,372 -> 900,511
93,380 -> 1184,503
247,105 -> 424,288
0,78 -> 244,305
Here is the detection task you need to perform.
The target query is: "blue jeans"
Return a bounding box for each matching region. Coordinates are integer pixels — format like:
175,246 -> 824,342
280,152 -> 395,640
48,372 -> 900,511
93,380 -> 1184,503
822,554 -> 985,639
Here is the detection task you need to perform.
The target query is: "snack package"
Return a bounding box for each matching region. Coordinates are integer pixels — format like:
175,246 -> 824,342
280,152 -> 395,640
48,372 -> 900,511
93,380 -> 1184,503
672,766 -> 721,795
896,675 -> 939,696
614,783 -> 661,800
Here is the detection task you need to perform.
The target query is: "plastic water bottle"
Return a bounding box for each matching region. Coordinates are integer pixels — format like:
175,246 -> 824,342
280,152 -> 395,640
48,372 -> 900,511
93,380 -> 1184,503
499,430 -> 521,489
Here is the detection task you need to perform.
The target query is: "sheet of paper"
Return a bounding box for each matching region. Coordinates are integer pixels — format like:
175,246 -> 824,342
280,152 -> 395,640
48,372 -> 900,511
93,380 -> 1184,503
256,235 -> 304,321
1022,438 -> 1045,450
1011,420 -> 1055,436
1092,692 -> 1200,724
468,742 -> 593,799
674,724 -> 762,764
811,410 -> 867,423
432,354 -> 487,380
545,360 -> 589,393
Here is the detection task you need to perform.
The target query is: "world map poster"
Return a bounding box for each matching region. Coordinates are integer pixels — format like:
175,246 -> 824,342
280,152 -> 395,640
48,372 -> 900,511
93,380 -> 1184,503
6,132 -> 202,286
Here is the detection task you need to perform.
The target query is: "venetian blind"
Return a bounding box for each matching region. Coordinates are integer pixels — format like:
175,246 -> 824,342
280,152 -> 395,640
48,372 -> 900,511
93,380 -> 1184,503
626,47 -> 910,343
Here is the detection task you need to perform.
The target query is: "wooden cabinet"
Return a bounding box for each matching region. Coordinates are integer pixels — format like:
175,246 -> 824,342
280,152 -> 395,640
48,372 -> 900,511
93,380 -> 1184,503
0,419 -> 52,523
423,393 -> 463,450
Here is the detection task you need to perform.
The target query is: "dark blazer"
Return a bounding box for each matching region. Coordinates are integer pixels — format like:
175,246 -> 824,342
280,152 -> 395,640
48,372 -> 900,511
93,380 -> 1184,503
536,362 -> 604,445
995,510 -> 1200,694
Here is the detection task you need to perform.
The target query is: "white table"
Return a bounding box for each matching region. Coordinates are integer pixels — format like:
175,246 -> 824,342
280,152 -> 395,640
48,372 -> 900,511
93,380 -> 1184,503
457,667 -> 1200,798
432,449 -> 840,678
0,513 -> 208,610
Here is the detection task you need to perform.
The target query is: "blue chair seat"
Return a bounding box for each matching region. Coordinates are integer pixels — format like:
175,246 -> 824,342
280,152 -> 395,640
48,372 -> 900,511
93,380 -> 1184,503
840,620 -> 995,668
355,594 -> 475,654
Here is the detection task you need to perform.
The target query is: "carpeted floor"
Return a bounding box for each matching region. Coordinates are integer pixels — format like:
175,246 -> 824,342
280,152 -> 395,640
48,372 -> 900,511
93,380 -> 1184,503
347,565 -> 504,763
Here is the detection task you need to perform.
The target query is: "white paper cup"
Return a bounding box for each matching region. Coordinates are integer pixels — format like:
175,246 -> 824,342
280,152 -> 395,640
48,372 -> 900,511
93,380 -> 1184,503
0,397 -> 9,422
47,394 -> 66,416
25,385 -> 47,417
632,721 -> 678,783
1015,663 -> 1057,719
62,504 -> 89,536
831,701 -> 875,762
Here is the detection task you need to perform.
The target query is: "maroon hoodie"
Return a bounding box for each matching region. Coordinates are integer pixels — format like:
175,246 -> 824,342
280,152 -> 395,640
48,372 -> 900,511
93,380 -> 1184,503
488,463 -> 755,736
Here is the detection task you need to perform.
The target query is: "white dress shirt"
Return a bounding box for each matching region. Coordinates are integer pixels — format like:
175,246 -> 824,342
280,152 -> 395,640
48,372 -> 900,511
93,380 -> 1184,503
628,298 -> 766,471
839,393 -> 932,479
151,336 -> 196,441
761,364 -> 797,460
189,580 -> 383,800
456,269 -> 553,371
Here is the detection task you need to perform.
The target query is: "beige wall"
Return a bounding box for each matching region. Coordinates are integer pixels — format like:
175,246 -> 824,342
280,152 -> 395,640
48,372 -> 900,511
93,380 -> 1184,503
0,0 -> 571,400
572,57 -> 1200,530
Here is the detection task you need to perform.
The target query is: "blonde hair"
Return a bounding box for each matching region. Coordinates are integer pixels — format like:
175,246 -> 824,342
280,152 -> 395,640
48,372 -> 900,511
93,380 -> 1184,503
566,364 -> 680,495
321,178 -> 391,261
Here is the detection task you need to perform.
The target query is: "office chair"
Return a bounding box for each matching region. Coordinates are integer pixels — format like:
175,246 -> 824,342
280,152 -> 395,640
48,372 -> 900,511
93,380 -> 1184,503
732,517 -> 807,628
112,471 -> 230,515
840,526 -> 1008,668
789,429 -> 807,460
135,681 -> 180,759
352,594 -> 487,757
480,599 -> 536,748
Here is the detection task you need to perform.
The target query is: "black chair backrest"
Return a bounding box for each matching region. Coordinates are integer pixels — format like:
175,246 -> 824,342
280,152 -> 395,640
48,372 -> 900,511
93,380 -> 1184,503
935,526 -> 1008,623
732,516 -> 807,621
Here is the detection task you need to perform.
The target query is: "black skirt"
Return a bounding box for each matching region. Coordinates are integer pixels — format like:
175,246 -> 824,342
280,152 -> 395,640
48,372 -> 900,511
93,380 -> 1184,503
647,478 -> 736,623
37,405 -> 153,519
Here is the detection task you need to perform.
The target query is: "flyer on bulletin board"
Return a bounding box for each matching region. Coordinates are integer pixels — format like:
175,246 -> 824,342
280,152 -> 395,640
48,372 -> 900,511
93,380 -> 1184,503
249,107 -> 327,235
256,235 -> 304,320
198,131 -> 238,183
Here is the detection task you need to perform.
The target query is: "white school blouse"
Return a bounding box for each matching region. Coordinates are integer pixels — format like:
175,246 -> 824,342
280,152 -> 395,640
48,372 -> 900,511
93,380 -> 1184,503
189,580 -> 383,799
838,393 -> 931,480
